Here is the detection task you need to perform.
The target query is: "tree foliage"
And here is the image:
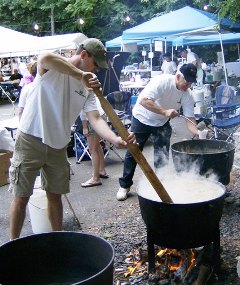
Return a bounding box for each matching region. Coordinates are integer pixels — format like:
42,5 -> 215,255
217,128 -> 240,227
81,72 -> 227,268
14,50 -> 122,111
0,0 -> 239,41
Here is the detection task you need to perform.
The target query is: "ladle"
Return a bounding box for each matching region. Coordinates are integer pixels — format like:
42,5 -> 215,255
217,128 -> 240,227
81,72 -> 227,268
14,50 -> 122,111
179,114 -> 206,130
179,115 -> 217,136
93,87 -> 173,203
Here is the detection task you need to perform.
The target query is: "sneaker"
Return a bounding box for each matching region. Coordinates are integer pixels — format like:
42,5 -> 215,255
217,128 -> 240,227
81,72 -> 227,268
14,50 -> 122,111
117,187 -> 130,201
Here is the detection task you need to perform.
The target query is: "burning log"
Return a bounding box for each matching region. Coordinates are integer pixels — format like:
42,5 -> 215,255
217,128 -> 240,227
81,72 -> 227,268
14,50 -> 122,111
118,245 -> 215,285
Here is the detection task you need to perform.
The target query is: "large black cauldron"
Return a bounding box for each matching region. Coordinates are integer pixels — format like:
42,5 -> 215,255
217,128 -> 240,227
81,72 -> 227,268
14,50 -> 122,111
171,139 -> 235,185
0,232 -> 114,285
138,185 -> 226,270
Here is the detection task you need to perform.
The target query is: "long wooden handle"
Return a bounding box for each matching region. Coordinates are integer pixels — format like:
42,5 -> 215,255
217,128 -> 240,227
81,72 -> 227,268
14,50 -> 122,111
93,88 -> 173,203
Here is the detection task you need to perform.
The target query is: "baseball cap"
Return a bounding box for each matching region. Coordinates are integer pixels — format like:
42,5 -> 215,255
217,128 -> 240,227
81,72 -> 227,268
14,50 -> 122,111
81,38 -> 108,69
179,63 -> 197,83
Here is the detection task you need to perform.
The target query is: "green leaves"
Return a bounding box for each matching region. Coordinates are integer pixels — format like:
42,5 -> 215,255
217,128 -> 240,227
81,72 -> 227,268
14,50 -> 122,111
0,0 -> 239,39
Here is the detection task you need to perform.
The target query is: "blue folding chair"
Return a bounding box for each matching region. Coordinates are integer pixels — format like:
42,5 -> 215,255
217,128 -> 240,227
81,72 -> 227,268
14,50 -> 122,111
210,85 -> 240,142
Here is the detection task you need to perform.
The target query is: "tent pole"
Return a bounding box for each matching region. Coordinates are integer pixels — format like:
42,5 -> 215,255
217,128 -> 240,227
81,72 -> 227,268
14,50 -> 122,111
219,31 -> 228,86
150,41 -> 152,72
238,44 -> 240,60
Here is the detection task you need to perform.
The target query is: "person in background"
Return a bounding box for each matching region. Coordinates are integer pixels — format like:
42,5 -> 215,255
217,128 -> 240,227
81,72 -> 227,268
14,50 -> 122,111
9,68 -> 23,89
117,63 -> 199,201
19,61 -> 37,88
11,59 -> 19,74
18,62 -> 38,120
80,98 -> 109,188
0,71 -> 4,82
9,37 -> 135,239
179,47 -> 204,85
9,68 -> 23,81
161,52 -> 177,75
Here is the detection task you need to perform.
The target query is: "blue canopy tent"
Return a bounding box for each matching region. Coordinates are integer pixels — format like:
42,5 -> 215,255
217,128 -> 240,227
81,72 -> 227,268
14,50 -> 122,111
121,6 -> 240,84
122,6 -> 240,41
172,32 -> 240,46
105,36 -> 153,50
105,36 -> 123,49
107,32 -> 240,48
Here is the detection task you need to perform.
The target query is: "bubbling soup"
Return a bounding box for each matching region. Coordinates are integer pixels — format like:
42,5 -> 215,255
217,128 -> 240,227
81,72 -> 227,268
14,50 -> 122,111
137,172 -> 225,204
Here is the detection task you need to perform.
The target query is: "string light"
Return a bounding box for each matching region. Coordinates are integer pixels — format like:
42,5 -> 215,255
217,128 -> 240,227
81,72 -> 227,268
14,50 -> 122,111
33,23 -> 39,31
79,18 -> 85,25
204,4 -> 209,10
6,15 -> 132,33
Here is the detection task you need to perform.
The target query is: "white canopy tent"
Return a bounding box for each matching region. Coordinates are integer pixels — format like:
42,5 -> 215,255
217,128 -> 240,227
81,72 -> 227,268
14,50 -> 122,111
0,26 -> 87,57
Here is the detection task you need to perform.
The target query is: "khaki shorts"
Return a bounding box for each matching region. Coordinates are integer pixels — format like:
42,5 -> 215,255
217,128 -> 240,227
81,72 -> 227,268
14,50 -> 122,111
9,131 -> 70,197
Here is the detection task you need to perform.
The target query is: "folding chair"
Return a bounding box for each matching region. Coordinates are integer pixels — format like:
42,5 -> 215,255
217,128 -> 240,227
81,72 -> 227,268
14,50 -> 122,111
71,116 -> 92,164
106,90 -> 132,129
0,83 -> 21,115
73,132 -> 92,164
209,85 -> 240,142
103,91 -> 133,162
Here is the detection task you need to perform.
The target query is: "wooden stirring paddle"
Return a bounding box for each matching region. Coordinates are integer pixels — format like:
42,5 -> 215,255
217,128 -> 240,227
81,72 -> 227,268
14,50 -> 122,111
93,88 -> 173,203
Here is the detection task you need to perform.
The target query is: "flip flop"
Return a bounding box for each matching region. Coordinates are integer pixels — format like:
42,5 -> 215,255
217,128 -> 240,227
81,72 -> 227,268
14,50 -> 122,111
81,181 -> 102,188
99,174 -> 109,179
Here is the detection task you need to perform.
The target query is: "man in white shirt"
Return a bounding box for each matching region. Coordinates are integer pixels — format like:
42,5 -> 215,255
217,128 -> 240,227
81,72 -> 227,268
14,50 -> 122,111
9,38 -> 135,239
180,47 -> 204,85
161,52 -> 177,75
117,63 -> 199,201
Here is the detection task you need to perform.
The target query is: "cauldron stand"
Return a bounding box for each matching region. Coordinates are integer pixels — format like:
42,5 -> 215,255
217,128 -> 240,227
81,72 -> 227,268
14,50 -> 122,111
146,227 -> 221,272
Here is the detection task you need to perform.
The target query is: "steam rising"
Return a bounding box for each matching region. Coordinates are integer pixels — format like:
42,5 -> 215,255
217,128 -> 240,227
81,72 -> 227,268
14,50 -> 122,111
137,164 -> 225,204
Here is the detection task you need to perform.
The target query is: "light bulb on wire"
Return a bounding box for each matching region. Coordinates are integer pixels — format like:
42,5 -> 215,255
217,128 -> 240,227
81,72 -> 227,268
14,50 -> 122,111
204,4 -> 209,10
33,23 -> 39,31
79,18 -> 85,25
125,16 -> 131,22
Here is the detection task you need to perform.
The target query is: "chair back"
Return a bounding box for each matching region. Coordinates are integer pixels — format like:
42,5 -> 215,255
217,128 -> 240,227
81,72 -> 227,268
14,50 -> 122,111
215,85 -> 235,105
106,91 -> 132,115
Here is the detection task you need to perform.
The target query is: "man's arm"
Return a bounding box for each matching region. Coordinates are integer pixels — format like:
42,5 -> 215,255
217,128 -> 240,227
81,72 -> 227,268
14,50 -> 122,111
38,53 -> 100,90
139,97 -> 179,118
38,53 -> 83,78
87,110 -> 135,147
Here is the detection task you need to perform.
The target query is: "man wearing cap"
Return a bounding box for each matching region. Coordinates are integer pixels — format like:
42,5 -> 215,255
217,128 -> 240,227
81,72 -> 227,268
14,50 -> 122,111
9,38 -> 135,239
117,63 -> 199,201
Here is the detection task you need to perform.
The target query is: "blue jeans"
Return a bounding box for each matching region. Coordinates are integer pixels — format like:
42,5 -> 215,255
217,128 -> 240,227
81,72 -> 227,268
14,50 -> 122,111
119,116 -> 172,189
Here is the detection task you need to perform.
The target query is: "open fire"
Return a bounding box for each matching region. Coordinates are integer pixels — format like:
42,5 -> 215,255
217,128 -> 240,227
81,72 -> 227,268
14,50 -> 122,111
117,246 -> 214,285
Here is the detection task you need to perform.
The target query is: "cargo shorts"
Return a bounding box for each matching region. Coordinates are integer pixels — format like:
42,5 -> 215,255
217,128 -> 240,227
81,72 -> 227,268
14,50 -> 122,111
9,131 -> 70,197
